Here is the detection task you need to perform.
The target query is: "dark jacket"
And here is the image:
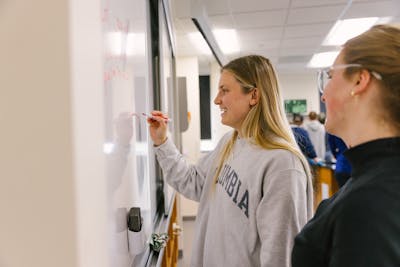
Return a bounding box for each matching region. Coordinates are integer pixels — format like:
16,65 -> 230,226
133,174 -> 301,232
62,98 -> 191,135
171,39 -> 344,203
292,137 -> 400,267
292,126 -> 317,159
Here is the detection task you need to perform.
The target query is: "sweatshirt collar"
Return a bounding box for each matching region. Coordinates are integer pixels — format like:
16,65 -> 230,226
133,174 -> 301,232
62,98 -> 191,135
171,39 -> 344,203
344,137 -> 400,177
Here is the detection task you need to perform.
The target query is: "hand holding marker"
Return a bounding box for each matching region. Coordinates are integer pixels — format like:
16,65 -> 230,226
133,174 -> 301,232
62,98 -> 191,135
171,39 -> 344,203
142,111 -> 169,146
132,112 -> 172,122
139,112 -> 172,123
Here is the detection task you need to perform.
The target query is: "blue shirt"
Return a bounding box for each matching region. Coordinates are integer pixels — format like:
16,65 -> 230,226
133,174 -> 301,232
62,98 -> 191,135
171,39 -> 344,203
327,134 -> 351,174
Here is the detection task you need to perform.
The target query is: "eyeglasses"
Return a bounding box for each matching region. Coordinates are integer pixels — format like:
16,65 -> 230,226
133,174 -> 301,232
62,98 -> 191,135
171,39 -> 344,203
317,64 -> 382,94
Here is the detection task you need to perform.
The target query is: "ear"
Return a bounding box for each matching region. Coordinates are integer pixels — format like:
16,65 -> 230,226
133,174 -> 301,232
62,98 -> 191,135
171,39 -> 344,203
249,88 -> 260,106
353,69 -> 372,95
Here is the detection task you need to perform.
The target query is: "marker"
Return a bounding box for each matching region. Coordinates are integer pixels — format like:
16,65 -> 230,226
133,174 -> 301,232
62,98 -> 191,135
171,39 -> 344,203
141,112 -> 172,122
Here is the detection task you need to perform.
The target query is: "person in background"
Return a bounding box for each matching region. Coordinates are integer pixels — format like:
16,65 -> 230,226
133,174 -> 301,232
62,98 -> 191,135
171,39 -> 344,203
292,24 -> 400,267
304,111 -> 326,159
147,55 -> 313,267
327,133 -> 351,187
291,113 -> 318,164
317,113 -> 335,162
317,112 -> 326,124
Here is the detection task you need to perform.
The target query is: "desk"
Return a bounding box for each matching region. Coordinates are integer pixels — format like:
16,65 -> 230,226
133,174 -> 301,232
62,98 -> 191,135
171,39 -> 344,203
313,165 -> 339,210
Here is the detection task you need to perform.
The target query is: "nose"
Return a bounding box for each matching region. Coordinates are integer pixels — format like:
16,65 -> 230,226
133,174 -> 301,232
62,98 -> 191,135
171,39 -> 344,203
214,92 -> 221,105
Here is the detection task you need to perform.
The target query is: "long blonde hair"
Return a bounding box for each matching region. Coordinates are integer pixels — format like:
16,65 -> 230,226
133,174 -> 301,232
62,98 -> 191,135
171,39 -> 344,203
213,55 -> 311,183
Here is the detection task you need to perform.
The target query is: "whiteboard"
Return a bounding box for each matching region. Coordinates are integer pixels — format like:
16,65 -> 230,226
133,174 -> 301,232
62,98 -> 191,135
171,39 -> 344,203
101,0 -> 156,266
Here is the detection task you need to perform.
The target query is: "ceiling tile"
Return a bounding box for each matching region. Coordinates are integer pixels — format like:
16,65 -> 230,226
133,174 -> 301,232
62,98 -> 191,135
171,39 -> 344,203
287,5 -> 345,24
291,0 -> 347,8
230,0 -> 290,13
353,0 -> 399,3
278,55 -> 311,64
281,36 -> 324,48
343,1 -> 400,19
173,0 -> 399,74
240,39 -> 281,51
284,23 -> 333,38
208,15 -> 235,29
233,10 -> 288,28
279,47 -> 316,57
203,0 -> 231,15
237,27 -> 284,41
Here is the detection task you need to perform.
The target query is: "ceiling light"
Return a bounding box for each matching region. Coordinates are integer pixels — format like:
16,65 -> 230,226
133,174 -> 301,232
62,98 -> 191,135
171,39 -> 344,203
188,32 -> 212,55
213,29 -> 240,54
308,51 -> 340,68
323,17 -> 379,46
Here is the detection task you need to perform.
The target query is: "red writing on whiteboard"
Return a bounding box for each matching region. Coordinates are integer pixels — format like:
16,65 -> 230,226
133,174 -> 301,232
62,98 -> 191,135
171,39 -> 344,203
104,68 -> 129,82
101,8 -> 109,23
115,18 -> 129,33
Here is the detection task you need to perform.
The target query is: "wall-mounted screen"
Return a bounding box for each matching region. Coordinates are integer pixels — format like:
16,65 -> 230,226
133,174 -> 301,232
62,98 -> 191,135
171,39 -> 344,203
284,99 -> 307,114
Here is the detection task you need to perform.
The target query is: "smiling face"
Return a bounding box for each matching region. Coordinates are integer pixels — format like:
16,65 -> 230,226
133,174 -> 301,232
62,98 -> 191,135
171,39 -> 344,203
321,52 -> 358,136
214,70 -> 254,131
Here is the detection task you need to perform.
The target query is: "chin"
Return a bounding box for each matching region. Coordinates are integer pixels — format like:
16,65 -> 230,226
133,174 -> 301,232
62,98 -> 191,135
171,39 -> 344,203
221,120 -> 233,128
325,120 -> 339,137
221,121 -> 231,127
220,115 -> 227,123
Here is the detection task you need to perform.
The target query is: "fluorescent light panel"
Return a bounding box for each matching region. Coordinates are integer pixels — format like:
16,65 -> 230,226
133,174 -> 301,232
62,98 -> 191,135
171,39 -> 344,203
323,17 -> 379,46
213,29 -> 240,54
308,51 -> 340,68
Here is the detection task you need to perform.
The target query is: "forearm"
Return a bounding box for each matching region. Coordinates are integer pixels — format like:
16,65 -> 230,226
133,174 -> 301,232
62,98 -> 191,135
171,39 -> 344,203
155,139 -> 206,201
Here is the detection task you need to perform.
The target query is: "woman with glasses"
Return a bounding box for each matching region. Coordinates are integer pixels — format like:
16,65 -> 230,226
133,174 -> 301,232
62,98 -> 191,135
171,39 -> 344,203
292,24 -> 400,267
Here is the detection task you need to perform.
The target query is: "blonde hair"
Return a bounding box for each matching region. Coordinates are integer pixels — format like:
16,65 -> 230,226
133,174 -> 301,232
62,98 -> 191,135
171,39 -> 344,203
213,55 -> 311,183
342,24 -> 400,132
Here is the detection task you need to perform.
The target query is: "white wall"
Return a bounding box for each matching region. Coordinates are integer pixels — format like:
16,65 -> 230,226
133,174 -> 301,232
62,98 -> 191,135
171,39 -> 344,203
175,57 -> 201,218
176,57 -> 201,163
0,1 -> 108,267
278,72 -> 321,114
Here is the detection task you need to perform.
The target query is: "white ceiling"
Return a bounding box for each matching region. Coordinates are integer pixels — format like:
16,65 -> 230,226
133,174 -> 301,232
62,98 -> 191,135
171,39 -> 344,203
171,0 -> 400,74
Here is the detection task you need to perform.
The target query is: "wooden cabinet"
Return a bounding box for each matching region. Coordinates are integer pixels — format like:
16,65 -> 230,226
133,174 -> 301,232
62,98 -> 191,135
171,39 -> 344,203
313,166 -> 339,209
162,197 -> 179,267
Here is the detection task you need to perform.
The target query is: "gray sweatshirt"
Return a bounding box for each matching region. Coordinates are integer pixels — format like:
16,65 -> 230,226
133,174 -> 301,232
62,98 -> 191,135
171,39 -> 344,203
154,132 -> 313,267
304,121 -> 326,159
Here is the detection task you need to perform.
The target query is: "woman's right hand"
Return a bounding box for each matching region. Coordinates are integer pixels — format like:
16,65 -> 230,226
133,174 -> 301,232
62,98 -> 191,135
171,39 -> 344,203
146,110 -> 169,146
